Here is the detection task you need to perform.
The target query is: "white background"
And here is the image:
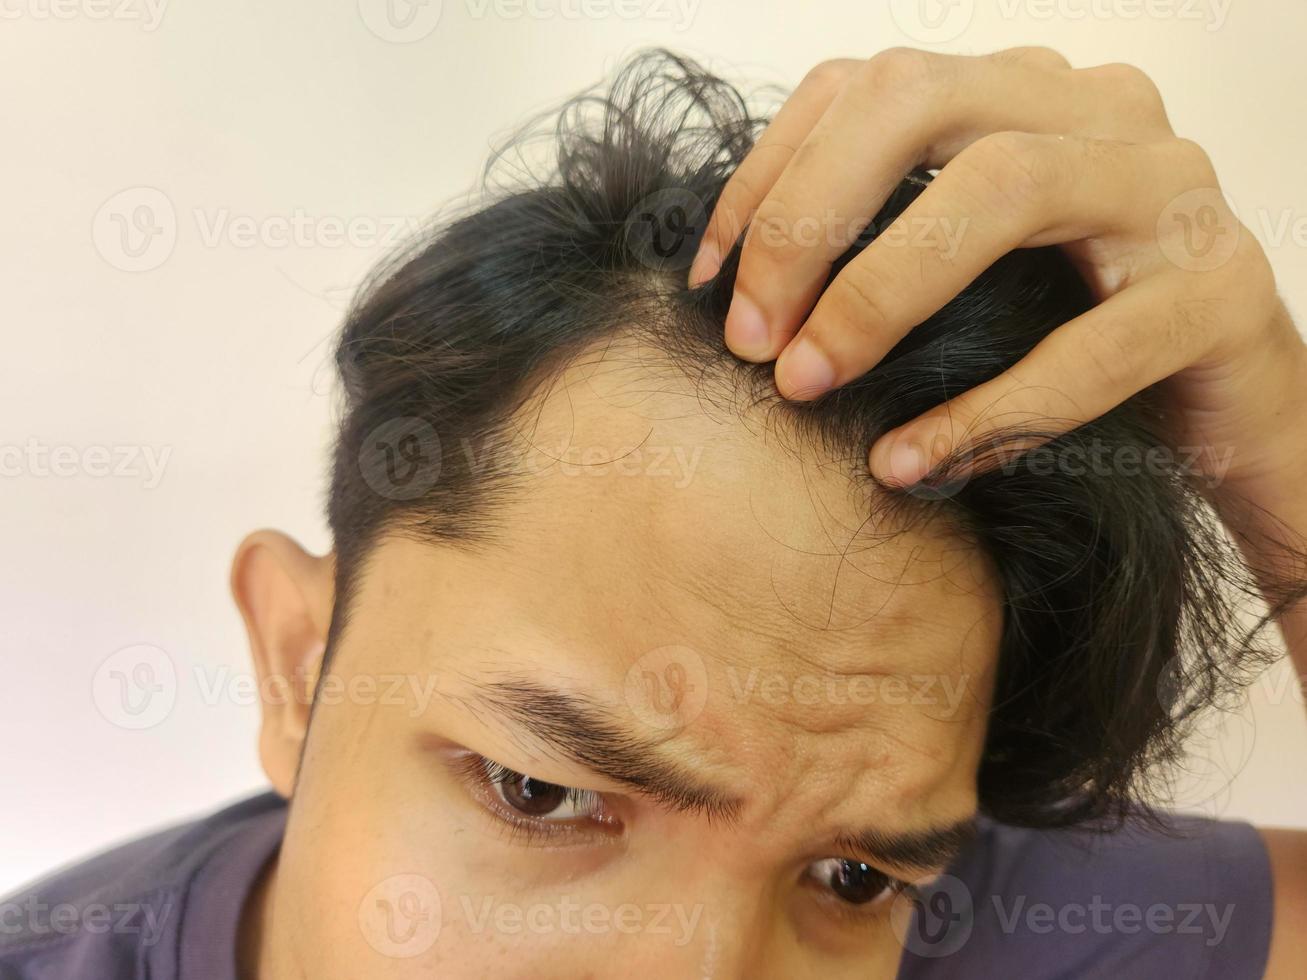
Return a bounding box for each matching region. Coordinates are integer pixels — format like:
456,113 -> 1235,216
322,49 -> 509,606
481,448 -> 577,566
2,0 -> 1305,891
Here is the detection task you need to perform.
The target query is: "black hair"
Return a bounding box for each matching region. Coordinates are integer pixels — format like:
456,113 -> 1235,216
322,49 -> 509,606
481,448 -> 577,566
323,48 -> 1303,829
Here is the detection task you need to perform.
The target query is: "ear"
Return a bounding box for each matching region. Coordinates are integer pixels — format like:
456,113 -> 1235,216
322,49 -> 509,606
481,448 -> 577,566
230,530 -> 335,797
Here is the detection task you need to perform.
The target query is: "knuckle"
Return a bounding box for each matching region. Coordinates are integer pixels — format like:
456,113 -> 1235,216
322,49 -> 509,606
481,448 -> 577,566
1080,320 -> 1144,391
801,58 -> 860,94
957,130 -> 1060,210
699,207 -> 739,256
1088,61 -> 1168,119
994,45 -> 1071,70
1166,296 -> 1223,352
742,195 -> 816,266
708,170 -> 767,242
860,46 -> 948,98
822,262 -> 905,338
1165,137 -> 1218,183
1229,232 -> 1276,300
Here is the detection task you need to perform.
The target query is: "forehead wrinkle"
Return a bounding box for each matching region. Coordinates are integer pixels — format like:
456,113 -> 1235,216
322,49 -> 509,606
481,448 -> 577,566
744,495 -> 910,632
632,523 -> 989,715
725,719 -> 976,847
684,548 -> 986,688
628,488 -> 889,651
770,510 -> 990,629
772,548 -> 935,678
759,689 -> 952,757
472,335 -> 999,799
781,726 -> 977,826
460,674 -> 744,822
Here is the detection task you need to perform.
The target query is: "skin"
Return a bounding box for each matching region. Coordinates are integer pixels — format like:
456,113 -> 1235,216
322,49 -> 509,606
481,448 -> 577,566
233,348 -> 1002,978
687,45 -> 1307,975
226,46 -> 1307,977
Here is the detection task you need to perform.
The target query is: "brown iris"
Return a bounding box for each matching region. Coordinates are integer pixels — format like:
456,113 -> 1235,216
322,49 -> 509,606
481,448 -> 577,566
824,859 -> 892,905
498,772 -> 570,816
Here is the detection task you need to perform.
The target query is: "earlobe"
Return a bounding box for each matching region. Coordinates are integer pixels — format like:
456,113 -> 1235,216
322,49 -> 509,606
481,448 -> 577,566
230,530 -> 335,797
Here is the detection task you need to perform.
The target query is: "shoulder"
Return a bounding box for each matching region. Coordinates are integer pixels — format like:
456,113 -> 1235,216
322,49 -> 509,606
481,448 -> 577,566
1259,826 -> 1307,980
899,812 -> 1276,979
0,792 -> 285,978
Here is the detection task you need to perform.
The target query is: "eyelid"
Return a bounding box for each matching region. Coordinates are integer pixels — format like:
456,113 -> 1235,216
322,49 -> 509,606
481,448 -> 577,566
819,879 -> 919,931
800,862 -> 919,932
804,858 -> 916,899
845,853 -> 951,887
478,757 -> 605,821
832,838 -> 966,886
450,751 -> 624,846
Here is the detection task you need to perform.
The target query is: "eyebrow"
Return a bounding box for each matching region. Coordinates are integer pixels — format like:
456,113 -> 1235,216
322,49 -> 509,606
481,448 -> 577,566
463,677 -> 745,822
461,677 -> 977,871
835,818 -> 978,875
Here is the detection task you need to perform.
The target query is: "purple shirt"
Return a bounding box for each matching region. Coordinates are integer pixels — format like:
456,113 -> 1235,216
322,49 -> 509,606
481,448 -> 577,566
0,793 -> 1271,978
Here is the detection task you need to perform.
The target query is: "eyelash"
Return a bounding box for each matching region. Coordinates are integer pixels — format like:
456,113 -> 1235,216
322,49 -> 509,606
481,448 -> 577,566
453,752 -> 921,925
809,870 -> 919,930
454,753 -> 622,846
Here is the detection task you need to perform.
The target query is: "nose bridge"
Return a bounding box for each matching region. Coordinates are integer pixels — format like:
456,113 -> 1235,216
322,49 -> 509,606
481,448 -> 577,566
617,753 -> 841,980
681,914 -> 781,980
635,871 -> 787,980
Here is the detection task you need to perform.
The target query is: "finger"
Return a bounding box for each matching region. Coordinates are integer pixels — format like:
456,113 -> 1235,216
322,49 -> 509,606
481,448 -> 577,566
866,274 -> 1214,487
695,48 -> 1078,293
988,45 -> 1073,71
725,48 -> 1141,363
686,58 -> 862,289
773,133 -> 1206,401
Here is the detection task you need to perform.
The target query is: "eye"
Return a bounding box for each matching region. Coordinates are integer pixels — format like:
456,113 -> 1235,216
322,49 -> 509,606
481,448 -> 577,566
482,758 -> 603,821
456,753 -> 622,844
805,857 -> 903,907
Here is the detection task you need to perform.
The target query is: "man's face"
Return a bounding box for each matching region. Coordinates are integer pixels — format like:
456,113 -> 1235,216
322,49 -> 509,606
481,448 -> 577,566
258,346 -> 1002,978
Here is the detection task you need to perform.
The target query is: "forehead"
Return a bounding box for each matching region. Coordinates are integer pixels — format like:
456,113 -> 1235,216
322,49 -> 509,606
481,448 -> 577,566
359,338 -> 1002,822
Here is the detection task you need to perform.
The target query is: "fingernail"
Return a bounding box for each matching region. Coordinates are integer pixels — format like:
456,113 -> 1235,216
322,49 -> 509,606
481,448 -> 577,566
886,436 -> 930,486
725,291 -> 771,360
688,241 -> 721,287
777,336 -> 836,400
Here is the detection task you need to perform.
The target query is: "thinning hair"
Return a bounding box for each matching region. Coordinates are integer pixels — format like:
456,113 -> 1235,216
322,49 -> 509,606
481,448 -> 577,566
320,49 -> 1305,828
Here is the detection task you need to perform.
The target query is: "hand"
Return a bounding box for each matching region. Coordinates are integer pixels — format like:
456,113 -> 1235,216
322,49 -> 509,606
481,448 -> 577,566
688,47 -> 1307,496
